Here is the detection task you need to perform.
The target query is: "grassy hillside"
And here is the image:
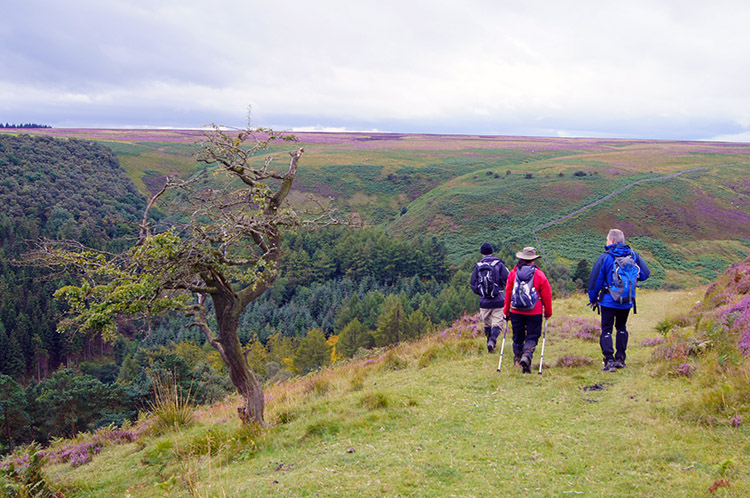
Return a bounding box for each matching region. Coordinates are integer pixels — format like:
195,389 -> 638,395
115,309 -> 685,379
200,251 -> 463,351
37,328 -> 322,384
4,128 -> 749,287
6,287 -> 741,497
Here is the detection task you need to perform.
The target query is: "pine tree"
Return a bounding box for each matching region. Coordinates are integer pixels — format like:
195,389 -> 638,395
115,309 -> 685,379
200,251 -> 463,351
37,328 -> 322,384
335,294 -> 362,333
573,259 -> 591,290
291,329 -> 331,375
6,332 -> 27,378
13,313 -> 33,368
266,331 -> 297,368
404,310 -> 432,340
0,322 -> 8,374
310,248 -> 335,282
116,355 -> 140,385
360,290 -> 386,330
32,334 -> 49,381
0,374 -> 29,452
338,318 -> 373,357
373,295 -> 407,347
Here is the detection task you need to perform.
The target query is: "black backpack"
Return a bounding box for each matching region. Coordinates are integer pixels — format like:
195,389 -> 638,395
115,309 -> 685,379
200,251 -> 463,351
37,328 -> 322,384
511,265 -> 539,311
475,259 -> 503,299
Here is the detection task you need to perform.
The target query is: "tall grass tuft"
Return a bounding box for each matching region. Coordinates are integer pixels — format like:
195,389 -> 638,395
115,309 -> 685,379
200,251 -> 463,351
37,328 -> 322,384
379,351 -> 408,371
349,372 -> 366,391
149,373 -> 194,433
359,392 -> 389,410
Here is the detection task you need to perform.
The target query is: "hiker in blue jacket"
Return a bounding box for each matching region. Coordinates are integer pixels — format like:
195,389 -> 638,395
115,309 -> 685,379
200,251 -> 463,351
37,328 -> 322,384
588,229 -> 650,372
470,242 -> 510,353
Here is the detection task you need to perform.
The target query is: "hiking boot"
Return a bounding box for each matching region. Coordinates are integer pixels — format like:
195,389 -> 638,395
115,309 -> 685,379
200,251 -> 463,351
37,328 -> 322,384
602,360 -> 617,373
513,357 -> 522,368
520,354 -> 532,374
487,339 -> 496,353
612,359 -> 627,369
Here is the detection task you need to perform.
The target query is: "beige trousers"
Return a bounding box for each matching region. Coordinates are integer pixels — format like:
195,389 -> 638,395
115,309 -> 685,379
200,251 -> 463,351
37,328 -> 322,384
480,308 -> 504,329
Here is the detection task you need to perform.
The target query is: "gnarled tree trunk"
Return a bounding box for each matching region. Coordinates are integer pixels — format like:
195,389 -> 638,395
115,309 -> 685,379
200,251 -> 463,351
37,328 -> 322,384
211,285 -> 265,426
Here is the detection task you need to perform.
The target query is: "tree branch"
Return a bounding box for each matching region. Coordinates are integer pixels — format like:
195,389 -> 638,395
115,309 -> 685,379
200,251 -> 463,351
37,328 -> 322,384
186,294 -> 223,354
269,148 -> 304,210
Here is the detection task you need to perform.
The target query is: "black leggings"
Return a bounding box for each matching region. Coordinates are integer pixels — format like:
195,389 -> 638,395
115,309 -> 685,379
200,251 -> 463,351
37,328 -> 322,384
600,306 -> 631,361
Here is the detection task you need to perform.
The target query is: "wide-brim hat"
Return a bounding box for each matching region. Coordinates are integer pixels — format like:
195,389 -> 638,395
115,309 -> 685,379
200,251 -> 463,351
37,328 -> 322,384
516,246 -> 541,261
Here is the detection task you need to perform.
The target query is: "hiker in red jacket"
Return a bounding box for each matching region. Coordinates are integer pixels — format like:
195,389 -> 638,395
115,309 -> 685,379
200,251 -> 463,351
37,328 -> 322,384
503,247 -> 553,373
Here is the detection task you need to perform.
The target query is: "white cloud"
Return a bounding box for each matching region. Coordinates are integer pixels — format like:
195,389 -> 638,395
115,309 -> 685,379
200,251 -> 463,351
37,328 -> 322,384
710,131 -> 750,143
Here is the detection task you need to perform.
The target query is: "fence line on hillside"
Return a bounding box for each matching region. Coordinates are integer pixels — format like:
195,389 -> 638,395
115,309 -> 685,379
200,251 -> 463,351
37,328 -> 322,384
533,167 -> 707,266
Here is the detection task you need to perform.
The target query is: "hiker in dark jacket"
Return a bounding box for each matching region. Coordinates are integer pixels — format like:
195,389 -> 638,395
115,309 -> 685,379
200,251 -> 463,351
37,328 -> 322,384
470,243 -> 509,353
588,229 -> 650,372
502,247 -> 553,373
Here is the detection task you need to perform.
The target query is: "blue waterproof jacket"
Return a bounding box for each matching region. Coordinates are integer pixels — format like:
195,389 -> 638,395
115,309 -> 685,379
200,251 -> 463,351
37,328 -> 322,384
470,256 -> 509,309
588,243 -> 650,309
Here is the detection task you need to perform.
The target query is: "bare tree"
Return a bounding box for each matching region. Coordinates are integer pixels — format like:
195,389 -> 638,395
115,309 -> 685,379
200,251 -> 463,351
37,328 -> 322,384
36,125 -> 342,426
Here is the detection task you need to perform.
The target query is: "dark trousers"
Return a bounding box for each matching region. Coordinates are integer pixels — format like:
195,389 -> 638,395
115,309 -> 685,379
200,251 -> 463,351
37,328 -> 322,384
600,306 -> 631,362
510,313 -> 543,359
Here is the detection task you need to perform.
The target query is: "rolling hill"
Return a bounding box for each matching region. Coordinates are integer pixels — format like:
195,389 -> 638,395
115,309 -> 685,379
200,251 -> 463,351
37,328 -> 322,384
4,128 -> 748,288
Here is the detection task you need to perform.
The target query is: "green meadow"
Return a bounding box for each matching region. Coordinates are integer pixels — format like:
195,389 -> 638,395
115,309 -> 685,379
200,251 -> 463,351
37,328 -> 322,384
34,288 -> 749,497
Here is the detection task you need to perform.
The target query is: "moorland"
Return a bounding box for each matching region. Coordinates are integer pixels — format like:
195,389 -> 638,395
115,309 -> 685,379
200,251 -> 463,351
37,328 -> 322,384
0,127 -> 748,496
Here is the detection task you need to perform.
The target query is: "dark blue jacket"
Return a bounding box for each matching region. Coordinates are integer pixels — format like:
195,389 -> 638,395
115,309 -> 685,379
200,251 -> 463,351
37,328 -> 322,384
588,243 -> 650,310
470,256 -> 509,309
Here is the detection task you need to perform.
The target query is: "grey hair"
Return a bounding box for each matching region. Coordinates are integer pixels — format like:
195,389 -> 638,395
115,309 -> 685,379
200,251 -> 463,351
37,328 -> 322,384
607,229 -> 625,243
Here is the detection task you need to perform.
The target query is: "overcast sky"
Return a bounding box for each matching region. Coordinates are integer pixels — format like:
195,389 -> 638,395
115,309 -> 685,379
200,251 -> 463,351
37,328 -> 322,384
2,0 -> 750,141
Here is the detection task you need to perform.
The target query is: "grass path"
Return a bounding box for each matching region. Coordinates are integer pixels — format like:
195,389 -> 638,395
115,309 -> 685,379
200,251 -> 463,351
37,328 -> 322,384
56,289 -> 749,497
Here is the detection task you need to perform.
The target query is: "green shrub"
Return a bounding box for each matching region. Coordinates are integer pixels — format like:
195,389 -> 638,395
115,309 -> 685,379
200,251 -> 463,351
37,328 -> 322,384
0,443 -> 60,498
183,425 -> 232,457
141,440 -> 174,466
655,314 -> 694,336
268,368 -> 293,384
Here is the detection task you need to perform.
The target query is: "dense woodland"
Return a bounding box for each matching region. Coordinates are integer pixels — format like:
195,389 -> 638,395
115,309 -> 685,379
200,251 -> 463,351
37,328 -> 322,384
0,124 -> 51,129
0,133 -> 592,453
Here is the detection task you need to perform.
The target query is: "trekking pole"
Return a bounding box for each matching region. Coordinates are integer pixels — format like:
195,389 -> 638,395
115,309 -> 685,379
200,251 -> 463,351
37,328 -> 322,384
496,320 -> 509,373
538,317 -> 548,375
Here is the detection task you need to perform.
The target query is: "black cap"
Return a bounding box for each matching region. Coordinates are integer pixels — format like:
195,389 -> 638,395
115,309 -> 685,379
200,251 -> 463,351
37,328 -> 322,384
480,242 -> 493,255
